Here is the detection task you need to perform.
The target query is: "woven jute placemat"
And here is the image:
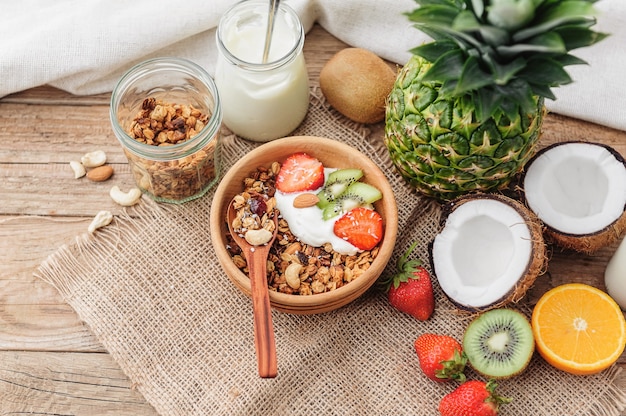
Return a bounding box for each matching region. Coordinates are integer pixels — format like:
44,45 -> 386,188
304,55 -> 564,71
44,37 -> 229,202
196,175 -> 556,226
36,89 -> 626,415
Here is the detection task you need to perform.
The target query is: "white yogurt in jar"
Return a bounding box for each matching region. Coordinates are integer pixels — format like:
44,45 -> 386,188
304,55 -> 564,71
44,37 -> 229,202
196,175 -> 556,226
215,0 -> 310,142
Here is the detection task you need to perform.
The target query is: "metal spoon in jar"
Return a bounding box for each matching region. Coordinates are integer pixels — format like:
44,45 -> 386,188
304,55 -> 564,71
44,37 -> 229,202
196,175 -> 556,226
262,0 -> 280,63
227,199 -> 278,378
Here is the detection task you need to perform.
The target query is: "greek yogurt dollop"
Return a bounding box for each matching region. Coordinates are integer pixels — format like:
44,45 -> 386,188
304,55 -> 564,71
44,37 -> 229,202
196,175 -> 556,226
274,170 -> 360,255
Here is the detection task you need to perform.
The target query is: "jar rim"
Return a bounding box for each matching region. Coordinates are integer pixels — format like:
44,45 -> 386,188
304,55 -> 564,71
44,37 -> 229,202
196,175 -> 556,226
216,0 -> 305,71
109,57 -> 222,160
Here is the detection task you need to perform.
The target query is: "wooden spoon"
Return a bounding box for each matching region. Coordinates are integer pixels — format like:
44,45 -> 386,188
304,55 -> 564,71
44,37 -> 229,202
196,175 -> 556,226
227,199 -> 278,378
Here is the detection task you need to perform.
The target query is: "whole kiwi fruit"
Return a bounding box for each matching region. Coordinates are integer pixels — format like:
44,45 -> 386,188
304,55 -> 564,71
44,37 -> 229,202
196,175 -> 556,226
462,308 -> 535,379
319,48 -> 396,124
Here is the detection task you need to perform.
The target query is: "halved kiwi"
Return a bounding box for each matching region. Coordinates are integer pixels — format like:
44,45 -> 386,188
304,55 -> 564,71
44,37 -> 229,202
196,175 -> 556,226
321,181 -> 382,220
463,308 -> 535,379
317,168 -> 364,207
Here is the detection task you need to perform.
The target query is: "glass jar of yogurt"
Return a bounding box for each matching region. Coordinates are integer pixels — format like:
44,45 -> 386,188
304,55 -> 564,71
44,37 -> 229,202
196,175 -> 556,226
215,0 -> 309,142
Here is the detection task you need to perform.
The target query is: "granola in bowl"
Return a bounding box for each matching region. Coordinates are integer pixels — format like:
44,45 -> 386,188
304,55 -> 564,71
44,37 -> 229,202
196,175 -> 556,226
226,160 -> 380,296
210,135 -> 398,314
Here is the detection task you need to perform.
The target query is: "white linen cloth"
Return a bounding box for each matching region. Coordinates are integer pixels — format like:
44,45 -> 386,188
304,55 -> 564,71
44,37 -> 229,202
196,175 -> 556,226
1,0 -> 624,131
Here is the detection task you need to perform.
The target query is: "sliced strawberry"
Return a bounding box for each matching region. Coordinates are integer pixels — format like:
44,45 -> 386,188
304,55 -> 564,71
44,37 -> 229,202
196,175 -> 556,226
275,153 -> 325,193
333,207 -> 383,250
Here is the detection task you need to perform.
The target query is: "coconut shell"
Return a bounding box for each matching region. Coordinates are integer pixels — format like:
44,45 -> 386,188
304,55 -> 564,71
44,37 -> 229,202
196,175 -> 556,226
432,193 -> 548,313
543,211 -> 626,255
521,141 -> 626,254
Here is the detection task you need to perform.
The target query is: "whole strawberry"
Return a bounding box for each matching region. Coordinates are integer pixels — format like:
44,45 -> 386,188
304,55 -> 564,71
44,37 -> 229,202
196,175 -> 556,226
380,242 -> 434,321
414,333 -> 466,382
439,380 -> 511,416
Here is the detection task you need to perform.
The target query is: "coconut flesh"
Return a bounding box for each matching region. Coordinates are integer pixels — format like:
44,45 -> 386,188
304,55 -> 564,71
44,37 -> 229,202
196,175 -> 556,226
432,195 -> 544,311
524,142 -> 626,234
523,142 -> 626,252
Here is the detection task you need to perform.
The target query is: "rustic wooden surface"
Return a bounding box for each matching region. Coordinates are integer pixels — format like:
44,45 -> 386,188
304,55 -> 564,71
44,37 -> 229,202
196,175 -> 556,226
1,24 -> 625,415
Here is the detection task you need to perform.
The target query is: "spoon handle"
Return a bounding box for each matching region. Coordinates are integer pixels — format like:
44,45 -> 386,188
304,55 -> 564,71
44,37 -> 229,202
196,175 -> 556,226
246,248 -> 278,378
262,0 -> 280,64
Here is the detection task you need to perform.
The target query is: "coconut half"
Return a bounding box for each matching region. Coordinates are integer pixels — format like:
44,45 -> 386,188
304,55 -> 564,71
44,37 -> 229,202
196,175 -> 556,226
522,141 -> 626,254
432,194 -> 546,312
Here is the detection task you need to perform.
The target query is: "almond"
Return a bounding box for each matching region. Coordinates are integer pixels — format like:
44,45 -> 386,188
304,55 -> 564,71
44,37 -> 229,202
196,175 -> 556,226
86,165 -> 114,182
293,193 -> 320,208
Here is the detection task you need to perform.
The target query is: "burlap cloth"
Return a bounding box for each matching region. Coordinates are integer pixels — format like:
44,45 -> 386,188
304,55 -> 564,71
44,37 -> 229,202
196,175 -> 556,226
36,89 -> 626,415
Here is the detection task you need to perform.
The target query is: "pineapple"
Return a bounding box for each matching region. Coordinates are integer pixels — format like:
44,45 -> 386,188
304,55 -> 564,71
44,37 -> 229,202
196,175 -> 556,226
384,0 -> 607,200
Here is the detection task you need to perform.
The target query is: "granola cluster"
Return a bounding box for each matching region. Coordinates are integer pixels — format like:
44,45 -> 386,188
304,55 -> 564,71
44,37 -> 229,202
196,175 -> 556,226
129,97 -> 208,146
226,163 -> 380,295
230,190 -> 277,246
125,97 -> 219,202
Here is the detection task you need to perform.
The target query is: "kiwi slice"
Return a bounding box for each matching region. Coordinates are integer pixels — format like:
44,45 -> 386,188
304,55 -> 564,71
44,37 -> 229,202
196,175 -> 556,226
322,181 -> 382,220
316,168 -> 364,208
462,308 -> 535,379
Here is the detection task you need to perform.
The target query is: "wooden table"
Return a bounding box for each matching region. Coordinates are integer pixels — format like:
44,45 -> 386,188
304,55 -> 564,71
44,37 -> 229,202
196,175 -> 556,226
1,24 -> 625,415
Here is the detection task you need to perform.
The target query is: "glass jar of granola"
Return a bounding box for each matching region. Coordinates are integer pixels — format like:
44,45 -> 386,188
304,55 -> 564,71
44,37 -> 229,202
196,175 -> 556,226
110,57 -> 222,203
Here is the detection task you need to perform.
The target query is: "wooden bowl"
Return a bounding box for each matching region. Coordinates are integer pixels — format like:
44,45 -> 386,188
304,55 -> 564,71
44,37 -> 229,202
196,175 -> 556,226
210,136 -> 398,314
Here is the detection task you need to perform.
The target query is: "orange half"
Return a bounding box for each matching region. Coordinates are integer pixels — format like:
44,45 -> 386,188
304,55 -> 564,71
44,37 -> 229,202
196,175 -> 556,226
531,283 -> 626,375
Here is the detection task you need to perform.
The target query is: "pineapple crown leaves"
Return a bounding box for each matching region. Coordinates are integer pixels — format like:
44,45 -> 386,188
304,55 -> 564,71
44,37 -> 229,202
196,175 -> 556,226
406,0 -> 608,121
377,241 -> 425,292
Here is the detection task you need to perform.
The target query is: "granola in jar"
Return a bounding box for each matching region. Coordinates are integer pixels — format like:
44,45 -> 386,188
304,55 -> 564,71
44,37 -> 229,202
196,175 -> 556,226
123,97 -> 219,202
110,57 -> 222,204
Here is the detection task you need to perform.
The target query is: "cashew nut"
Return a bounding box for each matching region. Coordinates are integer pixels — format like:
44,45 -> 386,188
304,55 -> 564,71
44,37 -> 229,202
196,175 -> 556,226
69,160 -> 86,179
244,228 -> 273,246
285,263 -> 303,290
109,186 -> 142,206
88,210 -> 113,233
81,150 -> 107,168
